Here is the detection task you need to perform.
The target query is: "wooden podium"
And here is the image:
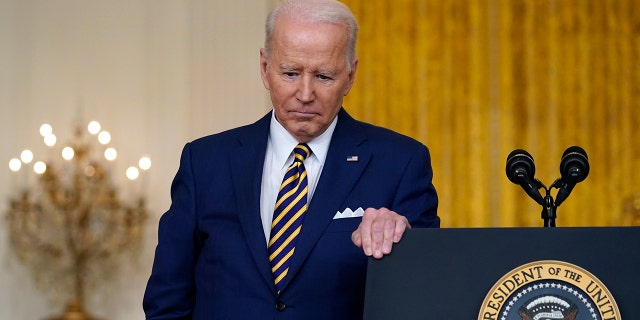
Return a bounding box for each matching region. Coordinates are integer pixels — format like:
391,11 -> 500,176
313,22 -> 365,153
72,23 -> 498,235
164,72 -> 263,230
364,227 -> 640,319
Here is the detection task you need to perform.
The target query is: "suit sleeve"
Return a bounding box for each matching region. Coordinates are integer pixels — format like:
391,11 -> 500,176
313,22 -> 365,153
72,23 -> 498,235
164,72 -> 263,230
143,143 -> 199,319
392,143 -> 440,228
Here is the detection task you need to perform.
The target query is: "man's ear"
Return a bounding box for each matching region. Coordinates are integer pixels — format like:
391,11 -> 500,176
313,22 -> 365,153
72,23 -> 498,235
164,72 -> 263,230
343,58 -> 358,96
259,48 -> 270,90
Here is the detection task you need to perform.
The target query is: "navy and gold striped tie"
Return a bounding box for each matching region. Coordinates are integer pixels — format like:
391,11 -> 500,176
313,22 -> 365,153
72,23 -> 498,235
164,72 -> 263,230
268,143 -> 311,293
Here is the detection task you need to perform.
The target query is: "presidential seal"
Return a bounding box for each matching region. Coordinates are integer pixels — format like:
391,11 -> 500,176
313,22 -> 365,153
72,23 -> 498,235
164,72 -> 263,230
478,260 -> 620,320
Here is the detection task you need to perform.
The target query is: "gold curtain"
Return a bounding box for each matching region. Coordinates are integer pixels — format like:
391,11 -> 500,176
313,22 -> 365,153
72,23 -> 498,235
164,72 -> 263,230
342,0 -> 640,227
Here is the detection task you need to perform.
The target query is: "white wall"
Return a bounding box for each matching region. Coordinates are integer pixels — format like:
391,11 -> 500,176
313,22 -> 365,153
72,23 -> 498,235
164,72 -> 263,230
0,0 -> 273,318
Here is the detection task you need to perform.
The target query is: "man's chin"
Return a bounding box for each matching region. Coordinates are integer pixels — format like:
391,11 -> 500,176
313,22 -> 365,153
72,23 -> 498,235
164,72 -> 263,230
287,125 -> 324,143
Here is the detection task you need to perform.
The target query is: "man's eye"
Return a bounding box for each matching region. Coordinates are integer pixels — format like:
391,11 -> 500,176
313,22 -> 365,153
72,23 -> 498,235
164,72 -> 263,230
317,74 -> 332,81
284,72 -> 298,78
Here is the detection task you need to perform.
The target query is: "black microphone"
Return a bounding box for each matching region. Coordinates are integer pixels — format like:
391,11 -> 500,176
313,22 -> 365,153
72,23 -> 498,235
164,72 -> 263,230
506,149 -> 545,206
553,146 -> 589,206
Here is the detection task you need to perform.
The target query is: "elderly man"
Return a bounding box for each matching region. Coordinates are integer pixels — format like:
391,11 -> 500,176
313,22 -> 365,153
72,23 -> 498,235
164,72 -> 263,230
143,0 -> 439,318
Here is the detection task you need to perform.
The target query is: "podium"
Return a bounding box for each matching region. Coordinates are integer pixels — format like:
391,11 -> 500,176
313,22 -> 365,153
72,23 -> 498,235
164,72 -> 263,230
364,227 -> 640,319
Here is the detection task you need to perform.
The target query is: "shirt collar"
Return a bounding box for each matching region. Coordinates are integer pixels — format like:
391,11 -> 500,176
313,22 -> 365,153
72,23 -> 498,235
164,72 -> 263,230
269,110 -> 337,169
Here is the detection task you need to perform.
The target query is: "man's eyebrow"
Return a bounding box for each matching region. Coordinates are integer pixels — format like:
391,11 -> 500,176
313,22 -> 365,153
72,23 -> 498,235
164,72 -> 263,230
277,65 -> 337,77
317,69 -> 337,77
279,65 -> 301,72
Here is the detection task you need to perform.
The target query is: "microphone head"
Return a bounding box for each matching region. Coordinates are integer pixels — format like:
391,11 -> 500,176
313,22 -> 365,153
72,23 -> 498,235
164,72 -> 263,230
559,146 -> 589,183
506,149 -> 536,184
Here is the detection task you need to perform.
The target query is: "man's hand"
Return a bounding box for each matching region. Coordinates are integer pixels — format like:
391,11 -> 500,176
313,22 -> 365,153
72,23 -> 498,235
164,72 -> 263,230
351,207 -> 411,259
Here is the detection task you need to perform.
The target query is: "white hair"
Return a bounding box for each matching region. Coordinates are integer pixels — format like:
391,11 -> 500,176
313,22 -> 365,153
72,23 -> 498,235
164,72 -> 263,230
264,0 -> 359,68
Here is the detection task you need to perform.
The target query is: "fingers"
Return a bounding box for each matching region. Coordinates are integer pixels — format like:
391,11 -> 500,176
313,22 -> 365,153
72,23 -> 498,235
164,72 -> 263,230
375,213 -> 395,256
351,207 -> 410,259
351,229 -> 362,247
351,208 -> 375,256
394,218 -> 410,243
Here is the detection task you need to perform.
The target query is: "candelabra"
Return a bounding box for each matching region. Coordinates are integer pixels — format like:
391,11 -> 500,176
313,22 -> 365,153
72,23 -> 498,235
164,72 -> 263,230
6,121 -> 150,320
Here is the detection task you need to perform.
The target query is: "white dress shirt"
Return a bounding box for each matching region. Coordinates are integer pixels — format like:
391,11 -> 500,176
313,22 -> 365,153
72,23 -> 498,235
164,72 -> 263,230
260,111 -> 337,242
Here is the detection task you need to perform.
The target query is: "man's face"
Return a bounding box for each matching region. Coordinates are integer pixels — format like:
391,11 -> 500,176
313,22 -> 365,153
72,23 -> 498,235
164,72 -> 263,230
260,17 -> 357,143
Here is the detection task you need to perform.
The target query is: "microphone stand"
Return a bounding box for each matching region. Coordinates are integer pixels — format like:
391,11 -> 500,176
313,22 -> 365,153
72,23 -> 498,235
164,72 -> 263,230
541,186 -> 556,227
534,179 -> 556,227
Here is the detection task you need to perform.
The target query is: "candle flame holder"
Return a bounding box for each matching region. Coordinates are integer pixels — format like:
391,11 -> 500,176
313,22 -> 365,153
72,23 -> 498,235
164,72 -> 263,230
6,122 -> 149,320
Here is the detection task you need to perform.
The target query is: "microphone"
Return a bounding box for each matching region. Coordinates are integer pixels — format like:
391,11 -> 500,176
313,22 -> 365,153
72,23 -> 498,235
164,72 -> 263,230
506,149 -> 545,205
553,146 -> 590,206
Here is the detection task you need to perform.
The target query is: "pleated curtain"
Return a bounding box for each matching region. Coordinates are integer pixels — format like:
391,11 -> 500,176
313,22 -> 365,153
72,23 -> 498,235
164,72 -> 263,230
342,0 -> 640,227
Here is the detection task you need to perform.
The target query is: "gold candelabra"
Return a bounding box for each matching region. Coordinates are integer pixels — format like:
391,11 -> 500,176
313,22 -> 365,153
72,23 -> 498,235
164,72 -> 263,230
6,121 -> 150,320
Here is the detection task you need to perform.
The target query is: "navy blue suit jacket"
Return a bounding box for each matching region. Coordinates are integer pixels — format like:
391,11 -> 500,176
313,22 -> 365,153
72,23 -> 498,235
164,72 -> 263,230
143,109 -> 439,319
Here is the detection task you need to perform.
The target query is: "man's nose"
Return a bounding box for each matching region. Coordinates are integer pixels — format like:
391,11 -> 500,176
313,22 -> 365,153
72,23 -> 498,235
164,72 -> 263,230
296,75 -> 315,103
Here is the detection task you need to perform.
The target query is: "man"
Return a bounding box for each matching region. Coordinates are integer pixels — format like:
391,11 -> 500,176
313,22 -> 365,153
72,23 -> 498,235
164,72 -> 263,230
143,0 -> 439,319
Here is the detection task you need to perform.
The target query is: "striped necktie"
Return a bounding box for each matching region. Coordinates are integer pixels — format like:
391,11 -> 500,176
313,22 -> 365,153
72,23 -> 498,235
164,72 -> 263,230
268,143 -> 311,293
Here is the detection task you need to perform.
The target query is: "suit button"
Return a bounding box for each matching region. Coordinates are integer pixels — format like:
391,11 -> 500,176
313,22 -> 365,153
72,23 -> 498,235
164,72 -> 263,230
275,301 -> 286,312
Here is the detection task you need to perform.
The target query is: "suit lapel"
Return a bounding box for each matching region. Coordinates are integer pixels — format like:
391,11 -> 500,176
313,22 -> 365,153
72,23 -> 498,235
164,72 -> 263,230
282,109 -> 370,290
230,113 -> 276,293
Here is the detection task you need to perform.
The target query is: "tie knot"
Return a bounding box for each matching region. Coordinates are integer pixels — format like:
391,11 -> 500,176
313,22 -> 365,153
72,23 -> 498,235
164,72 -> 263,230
293,143 -> 311,163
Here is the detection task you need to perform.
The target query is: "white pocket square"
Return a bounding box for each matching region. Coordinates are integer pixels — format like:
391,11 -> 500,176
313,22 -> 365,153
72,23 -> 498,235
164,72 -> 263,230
333,207 -> 364,219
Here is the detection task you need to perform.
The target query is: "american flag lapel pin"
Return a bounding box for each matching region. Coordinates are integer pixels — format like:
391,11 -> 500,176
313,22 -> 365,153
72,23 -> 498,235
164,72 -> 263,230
346,155 -> 359,162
